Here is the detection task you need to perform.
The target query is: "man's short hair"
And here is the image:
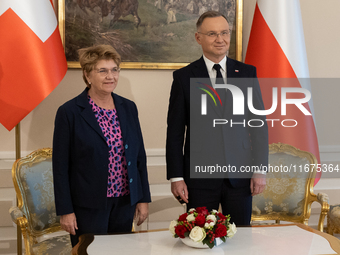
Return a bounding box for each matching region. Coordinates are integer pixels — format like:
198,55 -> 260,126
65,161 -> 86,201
196,11 -> 229,30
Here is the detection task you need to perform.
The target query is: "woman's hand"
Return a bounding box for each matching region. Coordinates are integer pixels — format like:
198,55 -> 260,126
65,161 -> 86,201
134,203 -> 149,226
60,213 -> 78,235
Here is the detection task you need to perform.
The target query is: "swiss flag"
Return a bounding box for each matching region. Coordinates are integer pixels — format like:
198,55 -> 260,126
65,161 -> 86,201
245,0 -> 321,184
0,0 -> 67,131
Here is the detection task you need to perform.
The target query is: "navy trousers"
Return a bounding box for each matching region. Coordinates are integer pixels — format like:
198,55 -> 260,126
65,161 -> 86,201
70,195 -> 136,247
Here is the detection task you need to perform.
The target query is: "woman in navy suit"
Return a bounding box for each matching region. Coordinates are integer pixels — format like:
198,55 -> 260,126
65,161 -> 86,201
52,45 -> 151,246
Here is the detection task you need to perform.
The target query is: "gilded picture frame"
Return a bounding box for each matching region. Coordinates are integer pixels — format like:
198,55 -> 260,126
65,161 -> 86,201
58,0 -> 243,69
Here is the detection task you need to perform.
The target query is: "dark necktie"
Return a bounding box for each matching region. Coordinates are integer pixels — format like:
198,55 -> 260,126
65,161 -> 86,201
213,64 -> 226,105
213,64 -> 224,84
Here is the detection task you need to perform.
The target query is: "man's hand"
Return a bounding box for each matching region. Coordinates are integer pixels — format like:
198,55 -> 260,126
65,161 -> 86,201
171,180 -> 189,204
250,173 -> 266,196
60,213 -> 78,235
134,203 -> 149,226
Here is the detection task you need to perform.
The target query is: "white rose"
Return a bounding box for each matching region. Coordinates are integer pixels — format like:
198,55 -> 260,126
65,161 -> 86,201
227,223 -> 237,238
206,214 -> 216,224
186,214 -> 196,222
211,209 -> 218,214
188,208 -> 196,213
204,222 -> 215,229
189,226 -> 206,242
169,220 -> 178,236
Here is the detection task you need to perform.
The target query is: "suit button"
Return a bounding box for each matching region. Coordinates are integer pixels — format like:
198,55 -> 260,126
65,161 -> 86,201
125,144 -> 128,149
128,161 -> 131,166
129,178 -> 133,183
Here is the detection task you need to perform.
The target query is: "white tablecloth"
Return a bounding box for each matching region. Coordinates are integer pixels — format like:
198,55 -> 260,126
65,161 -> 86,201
86,226 -> 336,255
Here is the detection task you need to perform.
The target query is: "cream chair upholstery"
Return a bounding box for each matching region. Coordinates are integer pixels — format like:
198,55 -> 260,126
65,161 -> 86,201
251,143 -> 329,232
9,148 -> 72,255
327,204 -> 340,235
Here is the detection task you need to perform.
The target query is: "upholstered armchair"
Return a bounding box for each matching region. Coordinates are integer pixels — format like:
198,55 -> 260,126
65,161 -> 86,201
252,143 -> 329,232
327,204 -> 340,235
9,148 -> 72,255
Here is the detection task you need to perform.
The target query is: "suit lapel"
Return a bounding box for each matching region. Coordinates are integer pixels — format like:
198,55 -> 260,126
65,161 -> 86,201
77,89 -> 107,144
113,93 -> 127,142
191,57 -> 210,78
227,58 -> 242,78
225,57 -> 240,117
225,58 -> 244,117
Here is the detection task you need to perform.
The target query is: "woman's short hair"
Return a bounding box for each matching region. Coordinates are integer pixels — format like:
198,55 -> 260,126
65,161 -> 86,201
196,11 -> 229,30
78,45 -> 121,88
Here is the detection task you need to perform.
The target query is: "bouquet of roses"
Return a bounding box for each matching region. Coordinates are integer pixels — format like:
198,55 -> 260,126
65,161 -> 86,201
169,207 -> 237,249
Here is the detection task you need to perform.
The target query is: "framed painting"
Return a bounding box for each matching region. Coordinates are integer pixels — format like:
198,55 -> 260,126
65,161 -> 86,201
58,0 -> 243,69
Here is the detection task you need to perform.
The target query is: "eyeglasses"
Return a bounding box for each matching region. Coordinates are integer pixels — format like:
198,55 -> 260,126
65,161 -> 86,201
198,30 -> 231,38
95,67 -> 120,76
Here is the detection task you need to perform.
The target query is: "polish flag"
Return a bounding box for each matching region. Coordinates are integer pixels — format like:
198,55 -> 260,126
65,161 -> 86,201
0,0 -> 67,131
245,0 -> 321,184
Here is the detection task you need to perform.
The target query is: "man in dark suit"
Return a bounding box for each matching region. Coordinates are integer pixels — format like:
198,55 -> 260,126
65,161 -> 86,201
166,11 -> 268,225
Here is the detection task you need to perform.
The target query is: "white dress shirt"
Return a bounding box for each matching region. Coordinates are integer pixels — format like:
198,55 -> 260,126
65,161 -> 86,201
203,54 -> 227,85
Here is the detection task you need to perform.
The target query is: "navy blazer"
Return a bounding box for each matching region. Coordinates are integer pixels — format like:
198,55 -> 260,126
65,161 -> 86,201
166,56 -> 268,189
53,89 -> 151,216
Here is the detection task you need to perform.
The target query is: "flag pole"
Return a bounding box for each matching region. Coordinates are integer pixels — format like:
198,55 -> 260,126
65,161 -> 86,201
15,123 -> 22,255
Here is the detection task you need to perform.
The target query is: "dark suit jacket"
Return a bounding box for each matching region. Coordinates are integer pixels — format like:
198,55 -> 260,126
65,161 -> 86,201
53,89 -> 151,216
166,56 -> 268,189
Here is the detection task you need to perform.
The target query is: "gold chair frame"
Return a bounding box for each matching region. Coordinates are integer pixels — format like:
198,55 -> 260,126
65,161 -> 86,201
10,148 -> 70,254
251,143 -> 329,232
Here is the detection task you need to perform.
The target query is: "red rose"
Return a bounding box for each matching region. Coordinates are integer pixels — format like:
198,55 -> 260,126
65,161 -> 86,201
196,207 -> 209,216
175,225 -> 187,238
178,213 -> 188,222
217,212 -> 226,220
215,224 -> 227,238
195,214 -> 206,227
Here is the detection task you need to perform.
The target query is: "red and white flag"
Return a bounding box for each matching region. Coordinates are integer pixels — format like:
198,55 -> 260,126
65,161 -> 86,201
245,0 -> 321,184
0,0 -> 67,131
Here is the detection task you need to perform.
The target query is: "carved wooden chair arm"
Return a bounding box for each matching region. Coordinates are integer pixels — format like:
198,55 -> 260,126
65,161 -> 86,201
314,192 -> 330,232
